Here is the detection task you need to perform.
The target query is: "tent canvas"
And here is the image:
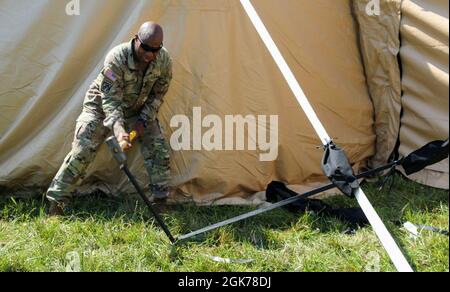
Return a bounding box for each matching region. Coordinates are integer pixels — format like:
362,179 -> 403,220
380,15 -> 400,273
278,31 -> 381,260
0,0 -> 448,204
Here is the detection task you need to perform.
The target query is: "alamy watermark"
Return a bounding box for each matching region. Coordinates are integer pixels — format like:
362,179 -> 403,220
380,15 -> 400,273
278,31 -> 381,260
366,0 -> 381,16
66,0 -> 380,17
169,107 -> 279,162
66,0 -> 80,16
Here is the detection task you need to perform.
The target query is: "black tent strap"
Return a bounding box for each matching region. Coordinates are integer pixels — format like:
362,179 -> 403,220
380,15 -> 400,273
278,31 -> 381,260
176,160 -> 401,242
266,181 -> 369,227
402,139 -> 449,175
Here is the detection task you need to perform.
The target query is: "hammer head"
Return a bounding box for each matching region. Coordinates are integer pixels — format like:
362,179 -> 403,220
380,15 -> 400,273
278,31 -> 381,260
106,136 -> 127,166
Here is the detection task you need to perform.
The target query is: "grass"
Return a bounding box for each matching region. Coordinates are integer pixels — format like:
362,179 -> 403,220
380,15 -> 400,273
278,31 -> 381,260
0,173 -> 448,272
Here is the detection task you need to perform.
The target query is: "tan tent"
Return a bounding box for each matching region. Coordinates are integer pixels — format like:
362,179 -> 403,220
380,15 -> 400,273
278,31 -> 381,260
354,0 -> 449,189
0,0 -> 448,204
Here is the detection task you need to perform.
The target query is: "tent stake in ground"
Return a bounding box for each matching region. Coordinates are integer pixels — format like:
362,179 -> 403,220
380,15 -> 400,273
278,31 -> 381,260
239,0 -> 413,272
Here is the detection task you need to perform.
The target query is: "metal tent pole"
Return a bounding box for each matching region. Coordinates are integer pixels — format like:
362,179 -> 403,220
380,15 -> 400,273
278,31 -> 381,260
240,0 -> 413,272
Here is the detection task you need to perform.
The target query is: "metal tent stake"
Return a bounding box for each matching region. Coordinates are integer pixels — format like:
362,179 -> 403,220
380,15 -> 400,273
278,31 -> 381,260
106,136 -> 176,244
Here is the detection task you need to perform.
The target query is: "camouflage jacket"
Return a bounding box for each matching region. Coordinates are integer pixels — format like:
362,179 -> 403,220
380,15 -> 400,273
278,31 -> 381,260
78,39 -> 173,130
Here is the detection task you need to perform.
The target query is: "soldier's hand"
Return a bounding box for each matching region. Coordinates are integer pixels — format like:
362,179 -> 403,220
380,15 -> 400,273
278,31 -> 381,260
117,132 -> 132,151
134,120 -> 146,138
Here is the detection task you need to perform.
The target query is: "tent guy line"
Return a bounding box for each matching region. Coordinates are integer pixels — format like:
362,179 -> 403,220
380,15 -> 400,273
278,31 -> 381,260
177,160 -> 400,242
239,0 -> 413,272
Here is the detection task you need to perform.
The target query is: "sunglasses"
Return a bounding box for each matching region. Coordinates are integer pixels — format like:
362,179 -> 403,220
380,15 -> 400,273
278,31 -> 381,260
137,35 -> 163,53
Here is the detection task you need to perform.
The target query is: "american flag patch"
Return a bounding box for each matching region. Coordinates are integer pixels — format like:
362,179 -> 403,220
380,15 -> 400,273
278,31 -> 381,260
104,67 -> 117,82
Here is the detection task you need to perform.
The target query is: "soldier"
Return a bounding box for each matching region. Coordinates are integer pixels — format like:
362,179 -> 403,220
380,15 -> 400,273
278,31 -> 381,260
46,22 -> 173,216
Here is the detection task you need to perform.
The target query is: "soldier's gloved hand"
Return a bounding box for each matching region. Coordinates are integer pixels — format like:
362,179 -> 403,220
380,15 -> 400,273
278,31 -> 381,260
134,120 -> 146,138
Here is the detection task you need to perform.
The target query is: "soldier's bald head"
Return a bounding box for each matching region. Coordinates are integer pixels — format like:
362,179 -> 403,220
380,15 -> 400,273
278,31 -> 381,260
138,22 -> 163,44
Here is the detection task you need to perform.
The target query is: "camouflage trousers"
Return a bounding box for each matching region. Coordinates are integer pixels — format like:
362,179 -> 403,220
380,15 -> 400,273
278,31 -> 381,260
46,117 -> 171,204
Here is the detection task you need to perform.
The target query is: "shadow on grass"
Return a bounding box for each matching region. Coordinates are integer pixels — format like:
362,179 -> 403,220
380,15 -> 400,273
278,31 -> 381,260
1,173 -> 448,252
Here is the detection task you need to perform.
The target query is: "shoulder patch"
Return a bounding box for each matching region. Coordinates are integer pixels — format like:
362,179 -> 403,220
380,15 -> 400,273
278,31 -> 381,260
101,79 -> 113,94
104,67 -> 118,82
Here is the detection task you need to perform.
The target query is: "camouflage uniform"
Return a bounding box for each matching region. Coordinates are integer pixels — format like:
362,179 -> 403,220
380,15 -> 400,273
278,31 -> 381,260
46,39 -> 172,204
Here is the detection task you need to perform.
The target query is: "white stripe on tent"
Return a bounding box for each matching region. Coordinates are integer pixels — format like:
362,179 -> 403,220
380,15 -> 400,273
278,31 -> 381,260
240,0 -> 413,272
240,0 -> 330,145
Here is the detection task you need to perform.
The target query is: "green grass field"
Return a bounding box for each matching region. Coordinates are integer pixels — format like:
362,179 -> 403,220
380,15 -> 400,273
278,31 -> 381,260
0,174 -> 448,272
